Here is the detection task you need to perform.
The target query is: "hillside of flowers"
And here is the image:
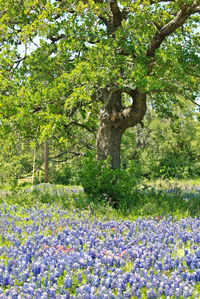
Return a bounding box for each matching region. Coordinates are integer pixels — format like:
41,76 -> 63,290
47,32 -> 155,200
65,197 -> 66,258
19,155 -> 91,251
0,194 -> 200,299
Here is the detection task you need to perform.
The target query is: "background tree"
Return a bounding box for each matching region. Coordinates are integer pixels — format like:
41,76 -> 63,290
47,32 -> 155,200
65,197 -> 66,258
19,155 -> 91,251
0,0 -> 200,170
121,102 -> 200,179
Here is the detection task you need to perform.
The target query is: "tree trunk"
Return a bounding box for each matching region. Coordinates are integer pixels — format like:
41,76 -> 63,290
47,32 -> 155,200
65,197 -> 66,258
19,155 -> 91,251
96,87 -> 147,169
97,120 -> 122,169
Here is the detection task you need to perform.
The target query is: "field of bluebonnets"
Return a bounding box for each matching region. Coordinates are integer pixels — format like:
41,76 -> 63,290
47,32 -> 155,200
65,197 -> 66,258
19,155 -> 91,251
0,184 -> 200,298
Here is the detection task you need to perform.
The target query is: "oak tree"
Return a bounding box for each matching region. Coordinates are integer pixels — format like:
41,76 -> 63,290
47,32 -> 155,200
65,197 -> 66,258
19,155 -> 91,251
0,0 -> 200,168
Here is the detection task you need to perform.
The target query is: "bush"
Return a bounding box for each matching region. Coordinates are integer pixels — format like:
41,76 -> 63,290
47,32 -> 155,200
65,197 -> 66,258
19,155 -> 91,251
78,154 -> 142,208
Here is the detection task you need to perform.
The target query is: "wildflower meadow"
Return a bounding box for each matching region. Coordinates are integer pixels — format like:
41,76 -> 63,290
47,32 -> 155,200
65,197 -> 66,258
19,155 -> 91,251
0,186 -> 200,298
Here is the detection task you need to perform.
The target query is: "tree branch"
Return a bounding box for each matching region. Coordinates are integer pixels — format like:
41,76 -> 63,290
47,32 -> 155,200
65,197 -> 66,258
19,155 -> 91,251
148,89 -> 200,108
194,6 -> 200,12
110,0 -> 123,29
52,150 -> 85,162
47,34 -> 66,43
13,54 -> 27,70
30,106 -> 42,114
148,0 -> 175,3
147,2 -> 200,58
111,89 -> 147,132
189,99 -> 200,108
64,121 -> 96,135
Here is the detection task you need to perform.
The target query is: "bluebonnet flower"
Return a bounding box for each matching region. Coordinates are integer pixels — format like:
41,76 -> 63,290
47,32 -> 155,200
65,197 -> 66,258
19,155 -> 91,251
2,272 -> 10,287
146,288 -> 156,298
32,262 -> 41,277
63,275 -> 72,289
1,200 -> 200,297
77,271 -> 82,283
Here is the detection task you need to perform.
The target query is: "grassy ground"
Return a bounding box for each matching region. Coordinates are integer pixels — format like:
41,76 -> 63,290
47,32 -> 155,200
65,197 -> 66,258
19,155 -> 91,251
1,177 -> 200,191
1,179 -> 200,220
147,178 -> 200,189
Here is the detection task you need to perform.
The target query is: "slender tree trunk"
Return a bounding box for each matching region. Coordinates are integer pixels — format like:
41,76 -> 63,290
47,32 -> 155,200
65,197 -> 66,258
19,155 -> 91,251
32,145 -> 36,189
44,141 -> 49,183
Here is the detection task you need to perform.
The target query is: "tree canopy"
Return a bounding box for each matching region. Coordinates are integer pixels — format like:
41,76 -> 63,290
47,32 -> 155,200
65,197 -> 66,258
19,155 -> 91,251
0,0 -> 200,168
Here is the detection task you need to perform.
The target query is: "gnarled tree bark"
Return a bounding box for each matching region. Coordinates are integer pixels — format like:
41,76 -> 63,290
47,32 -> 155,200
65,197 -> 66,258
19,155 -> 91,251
96,87 -> 147,169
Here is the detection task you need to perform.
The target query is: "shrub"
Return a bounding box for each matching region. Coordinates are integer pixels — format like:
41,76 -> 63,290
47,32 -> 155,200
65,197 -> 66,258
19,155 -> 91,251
78,154 -> 142,207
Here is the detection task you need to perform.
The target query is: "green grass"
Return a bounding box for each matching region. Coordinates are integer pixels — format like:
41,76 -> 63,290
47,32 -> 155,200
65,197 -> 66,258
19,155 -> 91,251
1,180 -> 200,220
147,177 -> 200,189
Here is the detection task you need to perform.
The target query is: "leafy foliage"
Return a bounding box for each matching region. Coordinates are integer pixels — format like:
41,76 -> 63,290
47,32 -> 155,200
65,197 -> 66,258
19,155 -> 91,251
79,153 -> 142,207
0,0 -> 199,169
121,104 -> 200,179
